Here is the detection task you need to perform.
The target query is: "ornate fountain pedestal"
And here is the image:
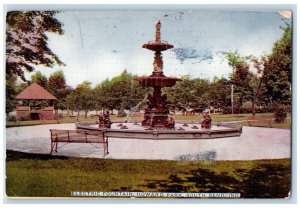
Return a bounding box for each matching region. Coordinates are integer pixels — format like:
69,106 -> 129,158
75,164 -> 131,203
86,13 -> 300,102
142,84 -> 170,127
136,21 -> 181,128
137,73 -> 180,128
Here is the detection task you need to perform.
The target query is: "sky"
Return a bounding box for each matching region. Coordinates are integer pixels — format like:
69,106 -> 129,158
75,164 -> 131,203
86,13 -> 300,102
27,10 -> 290,88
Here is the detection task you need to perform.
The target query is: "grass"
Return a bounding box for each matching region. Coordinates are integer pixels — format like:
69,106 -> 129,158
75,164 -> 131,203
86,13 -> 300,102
174,113 -> 291,129
6,113 -> 291,129
6,115 -> 131,128
6,117 -> 97,128
6,151 -> 291,198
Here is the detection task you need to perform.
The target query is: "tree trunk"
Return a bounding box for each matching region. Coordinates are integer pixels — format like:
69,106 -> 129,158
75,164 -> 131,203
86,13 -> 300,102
252,77 -> 263,117
76,110 -> 80,122
269,96 -> 273,105
251,99 -> 256,117
85,110 -> 88,119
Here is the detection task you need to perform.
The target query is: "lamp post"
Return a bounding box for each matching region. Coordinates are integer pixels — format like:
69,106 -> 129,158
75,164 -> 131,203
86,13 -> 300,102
231,83 -> 234,114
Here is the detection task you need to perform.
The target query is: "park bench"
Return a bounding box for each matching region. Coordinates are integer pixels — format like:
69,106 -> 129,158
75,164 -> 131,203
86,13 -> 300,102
49,129 -> 109,156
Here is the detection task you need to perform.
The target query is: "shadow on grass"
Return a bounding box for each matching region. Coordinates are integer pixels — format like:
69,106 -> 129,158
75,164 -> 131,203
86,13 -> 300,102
6,150 -> 290,198
6,150 -> 69,161
138,163 -> 290,198
236,164 -> 291,198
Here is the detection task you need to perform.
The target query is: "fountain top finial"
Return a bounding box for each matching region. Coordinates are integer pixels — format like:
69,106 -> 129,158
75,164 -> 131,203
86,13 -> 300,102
155,20 -> 161,42
142,20 -> 173,51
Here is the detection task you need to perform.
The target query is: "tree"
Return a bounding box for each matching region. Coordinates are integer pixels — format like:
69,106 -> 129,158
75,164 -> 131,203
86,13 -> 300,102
209,77 -> 231,110
118,73 -> 148,111
95,78 -> 121,113
225,26 -> 292,115
67,81 -> 94,120
163,76 -> 210,111
95,70 -> 148,113
6,75 -> 17,117
48,70 -> 72,113
65,92 -> 76,117
262,26 -> 291,105
6,11 -> 64,81
30,71 -> 48,89
225,51 -> 259,115
77,81 -> 94,119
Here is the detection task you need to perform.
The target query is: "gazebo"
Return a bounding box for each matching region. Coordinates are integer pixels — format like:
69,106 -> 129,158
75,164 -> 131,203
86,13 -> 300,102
15,83 -> 57,120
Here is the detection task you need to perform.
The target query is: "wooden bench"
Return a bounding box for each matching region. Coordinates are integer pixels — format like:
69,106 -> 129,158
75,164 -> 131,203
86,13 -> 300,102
49,129 -> 108,156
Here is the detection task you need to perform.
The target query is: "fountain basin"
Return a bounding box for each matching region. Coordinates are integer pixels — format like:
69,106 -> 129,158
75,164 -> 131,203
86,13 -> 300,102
142,41 -> 174,51
76,121 -> 242,140
136,75 -> 181,87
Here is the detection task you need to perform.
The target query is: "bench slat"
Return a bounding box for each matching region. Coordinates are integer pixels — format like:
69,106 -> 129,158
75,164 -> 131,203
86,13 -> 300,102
49,129 -> 108,156
50,129 -> 104,143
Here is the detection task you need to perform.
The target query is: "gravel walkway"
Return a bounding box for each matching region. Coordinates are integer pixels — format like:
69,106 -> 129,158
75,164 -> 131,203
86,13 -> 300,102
6,123 -> 291,161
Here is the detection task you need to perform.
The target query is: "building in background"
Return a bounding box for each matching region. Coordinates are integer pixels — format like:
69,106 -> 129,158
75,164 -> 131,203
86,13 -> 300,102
15,83 -> 57,120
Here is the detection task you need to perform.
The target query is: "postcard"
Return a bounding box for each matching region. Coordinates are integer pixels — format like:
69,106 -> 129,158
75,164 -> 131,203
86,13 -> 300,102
5,9 -> 292,199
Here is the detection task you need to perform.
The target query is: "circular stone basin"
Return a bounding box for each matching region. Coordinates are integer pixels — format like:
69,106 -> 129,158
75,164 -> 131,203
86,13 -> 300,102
76,121 -> 242,140
136,76 -> 181,87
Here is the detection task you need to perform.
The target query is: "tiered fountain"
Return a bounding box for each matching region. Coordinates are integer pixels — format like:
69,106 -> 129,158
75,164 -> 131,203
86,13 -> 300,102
76,21 -> 242,140
136,21 -> 181,128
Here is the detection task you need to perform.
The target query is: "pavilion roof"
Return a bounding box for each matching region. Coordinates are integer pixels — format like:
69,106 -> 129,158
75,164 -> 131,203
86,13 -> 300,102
15,83 -> 57,100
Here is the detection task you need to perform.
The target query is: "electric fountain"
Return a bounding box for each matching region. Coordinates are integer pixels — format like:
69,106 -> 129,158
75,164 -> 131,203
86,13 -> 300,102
137,21 -> 181,128
76,21 -> 242,140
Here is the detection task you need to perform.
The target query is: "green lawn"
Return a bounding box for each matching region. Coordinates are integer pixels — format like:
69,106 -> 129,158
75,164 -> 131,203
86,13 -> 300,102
6,113 -> 291,129
6,151 -> 290,198
6,114 -> 131,127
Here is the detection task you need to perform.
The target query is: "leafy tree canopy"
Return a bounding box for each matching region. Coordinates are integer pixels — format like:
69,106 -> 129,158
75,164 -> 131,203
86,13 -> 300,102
6,11 -> 64,81
30,71 -> 48,89
262,26 -> 292,104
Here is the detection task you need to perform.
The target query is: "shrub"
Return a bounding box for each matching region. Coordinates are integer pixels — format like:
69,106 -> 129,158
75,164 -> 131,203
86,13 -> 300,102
20,115 -> 31,121
285,104 -> 292,113
242,101 -> 253,111
222,106 -> 245,114
117,109 -> 127,117
222,107 -> 232,114
255,107 -> 270,113
274,105 -> 288,123
7,115 -> 16,122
